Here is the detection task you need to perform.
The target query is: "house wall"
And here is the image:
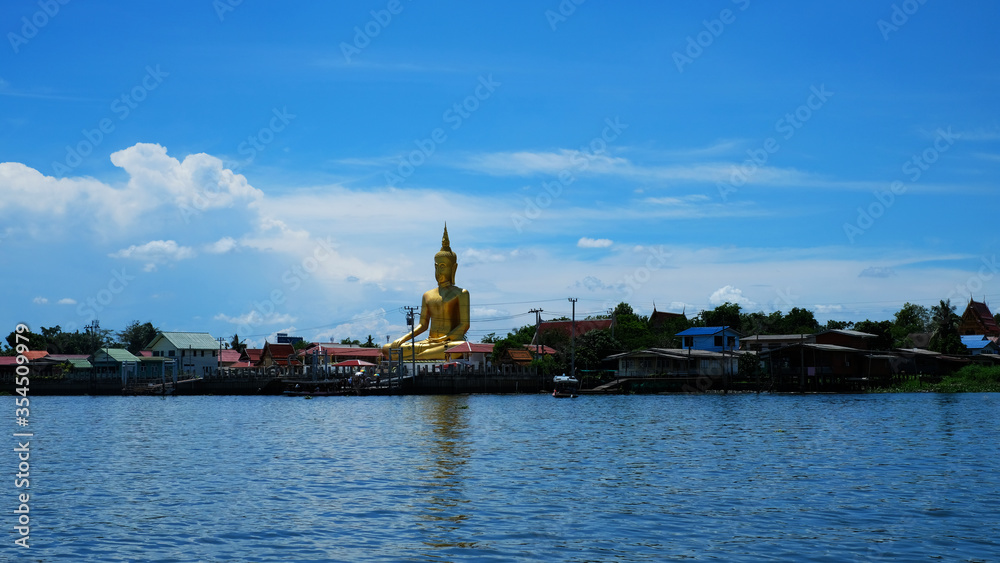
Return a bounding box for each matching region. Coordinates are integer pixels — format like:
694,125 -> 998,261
682,330 -> 739,352
148,341 -> 217,375
815,332 -> 871,350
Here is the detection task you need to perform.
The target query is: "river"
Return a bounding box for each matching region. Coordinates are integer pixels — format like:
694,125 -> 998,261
15,393 -> 1000,561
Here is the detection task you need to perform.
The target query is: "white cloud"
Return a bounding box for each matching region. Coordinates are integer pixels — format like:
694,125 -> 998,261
578,237 -> 613,248
205,236 -> 238,254
815,304 -> 843,314
0,143 -> 264,234
459,149 -> 628,176
709,285 -> 757,308
214,310 -> 297,327
33,297 -> 48,304
57,298 -> 77,305
110,240 -> 195,267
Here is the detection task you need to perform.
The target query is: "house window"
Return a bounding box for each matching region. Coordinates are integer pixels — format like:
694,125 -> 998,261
168,350 -> 175,357
683,337 -> 693,348
727,336 -> 736,348
714,336 -> 723,347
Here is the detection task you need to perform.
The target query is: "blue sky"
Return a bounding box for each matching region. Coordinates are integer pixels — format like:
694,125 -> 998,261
2,0 -> 998,347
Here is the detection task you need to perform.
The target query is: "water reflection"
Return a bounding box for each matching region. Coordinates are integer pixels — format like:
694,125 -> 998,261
413,395 -> 475,554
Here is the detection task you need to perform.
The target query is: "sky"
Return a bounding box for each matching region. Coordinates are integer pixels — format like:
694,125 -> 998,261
2,0 -> 998,347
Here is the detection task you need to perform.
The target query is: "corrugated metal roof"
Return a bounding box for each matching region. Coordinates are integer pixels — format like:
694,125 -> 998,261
962,335 -> 992,349
818,329 -> 876,338
93,348 -> 140,363
676,326 -> 736,337
152,332 -> 219,350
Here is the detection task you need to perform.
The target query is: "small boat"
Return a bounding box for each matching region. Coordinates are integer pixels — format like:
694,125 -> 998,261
552,375 -> 579,398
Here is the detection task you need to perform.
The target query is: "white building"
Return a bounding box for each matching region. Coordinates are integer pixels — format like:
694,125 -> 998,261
146,332 -> 219,376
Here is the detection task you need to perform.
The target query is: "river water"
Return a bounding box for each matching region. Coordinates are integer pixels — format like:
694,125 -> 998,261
13,393 -> 1000,561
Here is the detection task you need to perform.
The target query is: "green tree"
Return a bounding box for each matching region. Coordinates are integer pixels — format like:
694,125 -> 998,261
480,332 -> 499,343
699,302 -> 742,332
891,302 -> 930,348
340,337 -> 361,346
740,310 -> 784,335
230,333 -> 246,354
823,319 -> 854,331
575,329 -> 622,370
361,335 -> 377,348
929,299 -> 964,354
117,320 -> 159,354
490,324 -> 537,364
781,307 -> 820,334
853,319 -> 894,350
611,302 -> 651,352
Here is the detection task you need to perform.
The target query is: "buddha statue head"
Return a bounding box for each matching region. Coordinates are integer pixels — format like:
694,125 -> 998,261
434,224 -> 458,287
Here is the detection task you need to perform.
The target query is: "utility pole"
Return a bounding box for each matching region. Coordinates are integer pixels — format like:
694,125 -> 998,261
568,298 -> 577,380
608,308 -> 615,340
529,308 -> 543,356
216,336 -> 226,377
404,306 -> 417,378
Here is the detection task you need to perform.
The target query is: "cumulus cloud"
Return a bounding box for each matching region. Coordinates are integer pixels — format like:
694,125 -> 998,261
110,240 -> 195,271
578,237 -> 613,248
205,236 -> 238,254
0,143 -> 264,232
57,298 -> 77,305
709,285 -> 757,308
33,297 -> 48,304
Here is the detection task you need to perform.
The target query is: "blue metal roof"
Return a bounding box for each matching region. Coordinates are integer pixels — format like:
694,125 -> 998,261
961,335 -> 990,349
676,326 -> 731,336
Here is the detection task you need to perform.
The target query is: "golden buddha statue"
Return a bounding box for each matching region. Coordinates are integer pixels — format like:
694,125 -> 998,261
383,225 -> 471,361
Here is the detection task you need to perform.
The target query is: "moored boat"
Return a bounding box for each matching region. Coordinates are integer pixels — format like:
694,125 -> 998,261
552,374 -> 579,398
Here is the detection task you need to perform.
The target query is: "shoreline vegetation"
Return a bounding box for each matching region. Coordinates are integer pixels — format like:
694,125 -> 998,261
871,365 -> 1000,393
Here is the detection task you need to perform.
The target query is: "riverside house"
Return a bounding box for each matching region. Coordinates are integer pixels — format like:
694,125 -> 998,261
145,332 -> 220,376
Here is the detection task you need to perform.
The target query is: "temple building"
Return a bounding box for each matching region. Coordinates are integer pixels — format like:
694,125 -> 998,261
958,298 -> 999,337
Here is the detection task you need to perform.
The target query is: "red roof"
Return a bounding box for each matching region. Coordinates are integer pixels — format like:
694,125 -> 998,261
24,351 -> 49,360
219,349 -> 242,363
242,349 -> 263,363
533,319 -> 613,343
523,344 -> 558,355
964,300 -> 1000,335
444,342 -> 494,354
263,343 -> 296,357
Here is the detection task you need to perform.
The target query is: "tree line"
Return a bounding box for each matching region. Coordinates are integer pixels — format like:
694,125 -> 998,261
482,298 -> 979,373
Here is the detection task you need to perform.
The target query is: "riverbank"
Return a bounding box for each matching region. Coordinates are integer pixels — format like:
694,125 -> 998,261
872,365 -> 1000,393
